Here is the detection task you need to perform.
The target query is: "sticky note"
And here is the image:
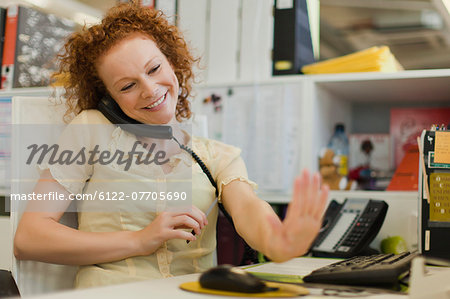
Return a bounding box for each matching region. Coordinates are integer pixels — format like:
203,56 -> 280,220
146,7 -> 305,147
429,173 -> 450,222
434,131 -> 450,164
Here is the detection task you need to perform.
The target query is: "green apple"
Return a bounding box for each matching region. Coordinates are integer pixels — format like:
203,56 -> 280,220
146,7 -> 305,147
380,236 -> 408,254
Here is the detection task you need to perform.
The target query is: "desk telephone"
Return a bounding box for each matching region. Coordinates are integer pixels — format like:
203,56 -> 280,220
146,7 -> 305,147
311,198 -> 388,258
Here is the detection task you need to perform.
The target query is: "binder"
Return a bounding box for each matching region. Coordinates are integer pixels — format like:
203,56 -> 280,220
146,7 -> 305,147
272,0 -> 315,75
1,5 -> 74,89
1,6 -> 17,90
0,8 -> 6,80
418,130 -> 450,260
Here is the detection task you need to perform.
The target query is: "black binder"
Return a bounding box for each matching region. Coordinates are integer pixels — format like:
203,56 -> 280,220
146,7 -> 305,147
0,8 -> 6,79
272,0 -> 315,75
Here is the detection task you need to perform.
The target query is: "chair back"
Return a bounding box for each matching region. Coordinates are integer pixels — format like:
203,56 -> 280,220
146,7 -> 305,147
10,96 -> 78,296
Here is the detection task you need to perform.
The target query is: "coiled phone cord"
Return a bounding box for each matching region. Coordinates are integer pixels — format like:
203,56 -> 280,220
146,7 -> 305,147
173,137 -> 259,265
173,137 -> 218,198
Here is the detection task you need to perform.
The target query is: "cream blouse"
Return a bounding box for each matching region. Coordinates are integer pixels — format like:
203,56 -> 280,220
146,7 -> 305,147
40,110 -> 257,288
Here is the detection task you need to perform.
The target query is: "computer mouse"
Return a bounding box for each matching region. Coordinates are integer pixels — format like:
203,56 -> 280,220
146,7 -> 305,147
199,264 -> 272,293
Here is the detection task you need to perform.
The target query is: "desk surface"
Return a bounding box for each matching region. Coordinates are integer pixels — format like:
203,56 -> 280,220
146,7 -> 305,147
27,257 -> 423,299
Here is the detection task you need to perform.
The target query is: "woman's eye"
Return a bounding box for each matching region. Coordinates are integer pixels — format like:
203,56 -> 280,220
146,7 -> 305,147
120,83 -> 134,92
148,64 -> 161,74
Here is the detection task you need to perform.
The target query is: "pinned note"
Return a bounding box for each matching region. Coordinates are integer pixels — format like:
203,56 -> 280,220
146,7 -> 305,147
429,173 -> 450,222
434,131 -> 450,164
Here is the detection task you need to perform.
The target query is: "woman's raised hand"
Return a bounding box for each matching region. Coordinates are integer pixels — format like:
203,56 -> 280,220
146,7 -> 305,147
265,169 -> 329,262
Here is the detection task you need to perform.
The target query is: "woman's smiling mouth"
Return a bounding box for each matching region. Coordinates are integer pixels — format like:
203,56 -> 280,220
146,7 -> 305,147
144,93 -> 167,110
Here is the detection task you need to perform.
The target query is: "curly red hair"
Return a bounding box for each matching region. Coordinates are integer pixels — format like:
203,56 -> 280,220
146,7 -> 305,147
56,1 -> 196,122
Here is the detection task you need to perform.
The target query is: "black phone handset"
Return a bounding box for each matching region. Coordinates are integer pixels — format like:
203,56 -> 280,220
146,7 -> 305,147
97,95 -> 173,139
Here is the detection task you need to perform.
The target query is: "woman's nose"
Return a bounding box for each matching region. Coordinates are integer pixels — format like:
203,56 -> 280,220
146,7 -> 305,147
140,78 -> 158,99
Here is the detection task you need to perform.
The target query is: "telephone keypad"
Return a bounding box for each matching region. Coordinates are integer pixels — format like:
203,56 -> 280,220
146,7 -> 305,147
341,213 -> 373,249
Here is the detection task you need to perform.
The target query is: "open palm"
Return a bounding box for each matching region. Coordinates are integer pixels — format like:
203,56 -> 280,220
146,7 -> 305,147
265,169 -> 329,262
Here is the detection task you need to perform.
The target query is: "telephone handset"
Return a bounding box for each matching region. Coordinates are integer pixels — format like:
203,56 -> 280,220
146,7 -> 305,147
310,198 -> 388,258
97,95 -> 173,139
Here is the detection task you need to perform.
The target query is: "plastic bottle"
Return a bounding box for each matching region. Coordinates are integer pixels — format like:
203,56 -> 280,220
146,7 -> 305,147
328,123 -> 349,176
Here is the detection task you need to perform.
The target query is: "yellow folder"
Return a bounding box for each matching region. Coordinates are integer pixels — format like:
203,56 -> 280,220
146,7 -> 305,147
302,46 -> 403,74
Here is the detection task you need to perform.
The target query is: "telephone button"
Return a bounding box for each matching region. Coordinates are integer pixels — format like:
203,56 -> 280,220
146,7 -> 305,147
338,246 -> 350,252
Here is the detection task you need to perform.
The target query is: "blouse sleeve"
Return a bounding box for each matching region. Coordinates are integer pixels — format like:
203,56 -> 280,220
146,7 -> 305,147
196,138 -> 257,202
37,110 -> 105,195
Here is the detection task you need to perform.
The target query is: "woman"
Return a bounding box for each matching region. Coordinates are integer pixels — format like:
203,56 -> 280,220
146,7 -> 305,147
14,2 -> 329,288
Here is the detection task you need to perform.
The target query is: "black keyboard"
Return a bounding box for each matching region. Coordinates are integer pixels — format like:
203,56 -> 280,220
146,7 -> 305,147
303,252 -> 418,286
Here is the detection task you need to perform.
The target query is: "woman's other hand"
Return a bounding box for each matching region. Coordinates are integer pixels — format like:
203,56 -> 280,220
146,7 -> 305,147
265,169 -> 329,262
134,205 -> 208,256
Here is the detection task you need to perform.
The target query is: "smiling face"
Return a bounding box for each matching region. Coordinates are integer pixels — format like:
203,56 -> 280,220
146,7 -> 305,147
96,32 -> 179,124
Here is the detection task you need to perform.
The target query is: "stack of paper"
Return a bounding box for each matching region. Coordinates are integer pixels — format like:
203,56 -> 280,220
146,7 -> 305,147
301,46 -> 403,74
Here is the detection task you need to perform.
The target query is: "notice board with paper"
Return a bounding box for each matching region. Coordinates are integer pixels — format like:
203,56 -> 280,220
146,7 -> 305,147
418,130 -> 450,260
